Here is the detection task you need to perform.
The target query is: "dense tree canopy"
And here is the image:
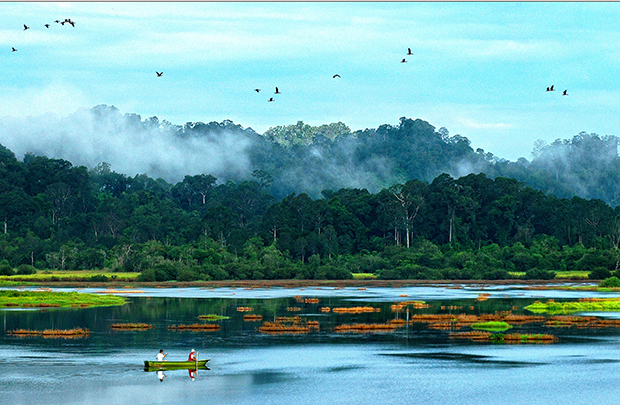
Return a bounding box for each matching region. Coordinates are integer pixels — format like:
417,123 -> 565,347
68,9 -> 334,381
2,137 -> 620,281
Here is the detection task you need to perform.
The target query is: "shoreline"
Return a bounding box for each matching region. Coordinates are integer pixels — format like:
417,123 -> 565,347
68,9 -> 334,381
17,278 -> 595,289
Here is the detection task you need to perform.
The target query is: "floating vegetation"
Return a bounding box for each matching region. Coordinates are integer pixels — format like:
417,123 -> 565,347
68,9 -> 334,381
287,307 -> 302,312
334,323 -> 397,333
110,323 -> 153,330
332,306 -> 380,314
471,321 -> 513,332
429,322 -> 461,330
476,293 -> 491,301
259,322 -> 310,334
0,290 -> 126,308
198,314 -> 230,320
8,328 -> 90,339
526,298 -> 620,314
236,307 -> 254,312
449,331 -> 492,341
167,323 -> 221,331
276,316 -> 302,323
320,307 -> 331,313
243,314 -> 263,322
294,296 -> 320,304
450,331 -> 556,343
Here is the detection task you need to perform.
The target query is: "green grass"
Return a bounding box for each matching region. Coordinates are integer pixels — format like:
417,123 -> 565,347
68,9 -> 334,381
0,270 -> 140,283
471,321 -> 512,331
351,273 -> 377,280
0,290 -> 127,308
508,271 -> 589,279
525,298 -> 620,314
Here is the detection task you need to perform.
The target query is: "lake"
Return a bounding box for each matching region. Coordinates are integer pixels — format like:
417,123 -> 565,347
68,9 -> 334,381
2,284 -> 620,405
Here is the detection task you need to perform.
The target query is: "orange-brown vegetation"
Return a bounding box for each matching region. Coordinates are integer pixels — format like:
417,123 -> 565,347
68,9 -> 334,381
8,328 -> 90,338
334,323 -> 397,333
236,307 -> 254,312
320,307 -> 331,313
287,307 -> 302,312
476,293 -> 491,301
258,322 -> 310,334
449,331 -> 492,341
332,306 -> 380,314
110,323 -> 153,330
243,314 -> 263,322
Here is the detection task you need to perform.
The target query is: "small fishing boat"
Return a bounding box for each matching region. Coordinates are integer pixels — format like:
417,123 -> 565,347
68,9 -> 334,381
144,359 -> 210,369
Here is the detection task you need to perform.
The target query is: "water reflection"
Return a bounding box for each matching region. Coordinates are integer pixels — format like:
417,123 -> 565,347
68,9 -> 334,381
3,286 -> 620,405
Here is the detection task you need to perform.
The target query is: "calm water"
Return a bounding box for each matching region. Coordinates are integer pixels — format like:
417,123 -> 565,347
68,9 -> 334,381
2,284 -> 620,405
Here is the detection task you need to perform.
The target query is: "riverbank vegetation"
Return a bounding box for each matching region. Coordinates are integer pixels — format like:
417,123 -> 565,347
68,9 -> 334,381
0,290 -> 126,308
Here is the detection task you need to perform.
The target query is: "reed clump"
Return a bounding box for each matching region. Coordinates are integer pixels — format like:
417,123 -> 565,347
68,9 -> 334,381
258,322 -> 310,334
334,323 -> 396,333
332,306 -> 380,314
9,328 -> 90,338
110,323 -> 153,330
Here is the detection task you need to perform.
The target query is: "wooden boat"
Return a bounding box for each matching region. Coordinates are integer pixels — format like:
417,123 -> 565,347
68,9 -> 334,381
144,359 -> 210,369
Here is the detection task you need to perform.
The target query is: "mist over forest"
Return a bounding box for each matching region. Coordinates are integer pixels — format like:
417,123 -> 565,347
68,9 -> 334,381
1,104 -> 619,206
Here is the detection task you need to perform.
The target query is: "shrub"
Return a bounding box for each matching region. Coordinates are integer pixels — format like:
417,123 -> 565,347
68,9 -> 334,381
589,267 -> 612,280
600,276 -> 620,288
0,264 -> 15,276
89,274 -> 109,282
524,267 -> 556,280
16,264 -> 36,275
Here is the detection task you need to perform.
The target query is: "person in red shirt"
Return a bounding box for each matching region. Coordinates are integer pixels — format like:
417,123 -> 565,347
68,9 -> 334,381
188,349 -> 196,361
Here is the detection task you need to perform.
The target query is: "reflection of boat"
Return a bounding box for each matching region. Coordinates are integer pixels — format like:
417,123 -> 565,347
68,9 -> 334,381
144,359 -> 210,370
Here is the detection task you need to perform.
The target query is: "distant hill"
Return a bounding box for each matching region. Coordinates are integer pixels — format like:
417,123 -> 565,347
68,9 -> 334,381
5,105 -> 620,206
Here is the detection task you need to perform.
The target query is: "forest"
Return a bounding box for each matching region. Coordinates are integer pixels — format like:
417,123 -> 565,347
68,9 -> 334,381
2,106 -> 620,281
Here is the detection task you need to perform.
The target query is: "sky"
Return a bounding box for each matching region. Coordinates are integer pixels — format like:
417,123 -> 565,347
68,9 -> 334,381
1,2 -> 620,163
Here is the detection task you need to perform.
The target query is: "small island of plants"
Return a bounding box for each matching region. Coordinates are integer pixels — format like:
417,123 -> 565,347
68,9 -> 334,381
0,290 -> 126,308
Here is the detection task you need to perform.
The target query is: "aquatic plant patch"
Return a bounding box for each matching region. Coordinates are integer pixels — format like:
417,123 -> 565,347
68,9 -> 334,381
471,321 -> 512,331
0,290 -> 126,308
526,298 -> 620,313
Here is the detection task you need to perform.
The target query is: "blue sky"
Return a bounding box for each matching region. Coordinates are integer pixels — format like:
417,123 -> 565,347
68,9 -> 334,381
1,2 -> 620,162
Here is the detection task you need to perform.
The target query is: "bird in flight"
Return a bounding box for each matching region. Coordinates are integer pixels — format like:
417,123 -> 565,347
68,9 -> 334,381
23,24 -> 30,30
407,48 -> 413,55
401,58 -> 407,63
275,87 -> 281,94
562,90 -> 568,96
546,85 -> 554,92
268,97 -> 274,102
254,89 -> 261,93
333,74 -> 341,78
12,47 -> 17,52
156,71 -> 163,77
44,24 -> 50,28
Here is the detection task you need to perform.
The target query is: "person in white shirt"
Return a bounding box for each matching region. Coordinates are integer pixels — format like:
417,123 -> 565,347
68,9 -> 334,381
156,349 -> 167,361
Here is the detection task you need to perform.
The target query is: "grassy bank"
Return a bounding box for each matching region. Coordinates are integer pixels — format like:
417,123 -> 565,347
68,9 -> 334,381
0,290 -> 127,308
0,270 -> 140,283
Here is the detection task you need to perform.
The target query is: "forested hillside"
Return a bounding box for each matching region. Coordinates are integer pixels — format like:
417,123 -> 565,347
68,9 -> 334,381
1,136 -> 620,281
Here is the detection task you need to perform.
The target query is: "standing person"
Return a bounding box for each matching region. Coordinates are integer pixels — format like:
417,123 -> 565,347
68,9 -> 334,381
188,349 -> 196,361
156,349 -> 167,362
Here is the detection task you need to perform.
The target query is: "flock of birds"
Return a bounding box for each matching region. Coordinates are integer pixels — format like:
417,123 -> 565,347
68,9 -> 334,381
11,18 -> 76,53
546,84 -> 568,96
11,22 -> 569,102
